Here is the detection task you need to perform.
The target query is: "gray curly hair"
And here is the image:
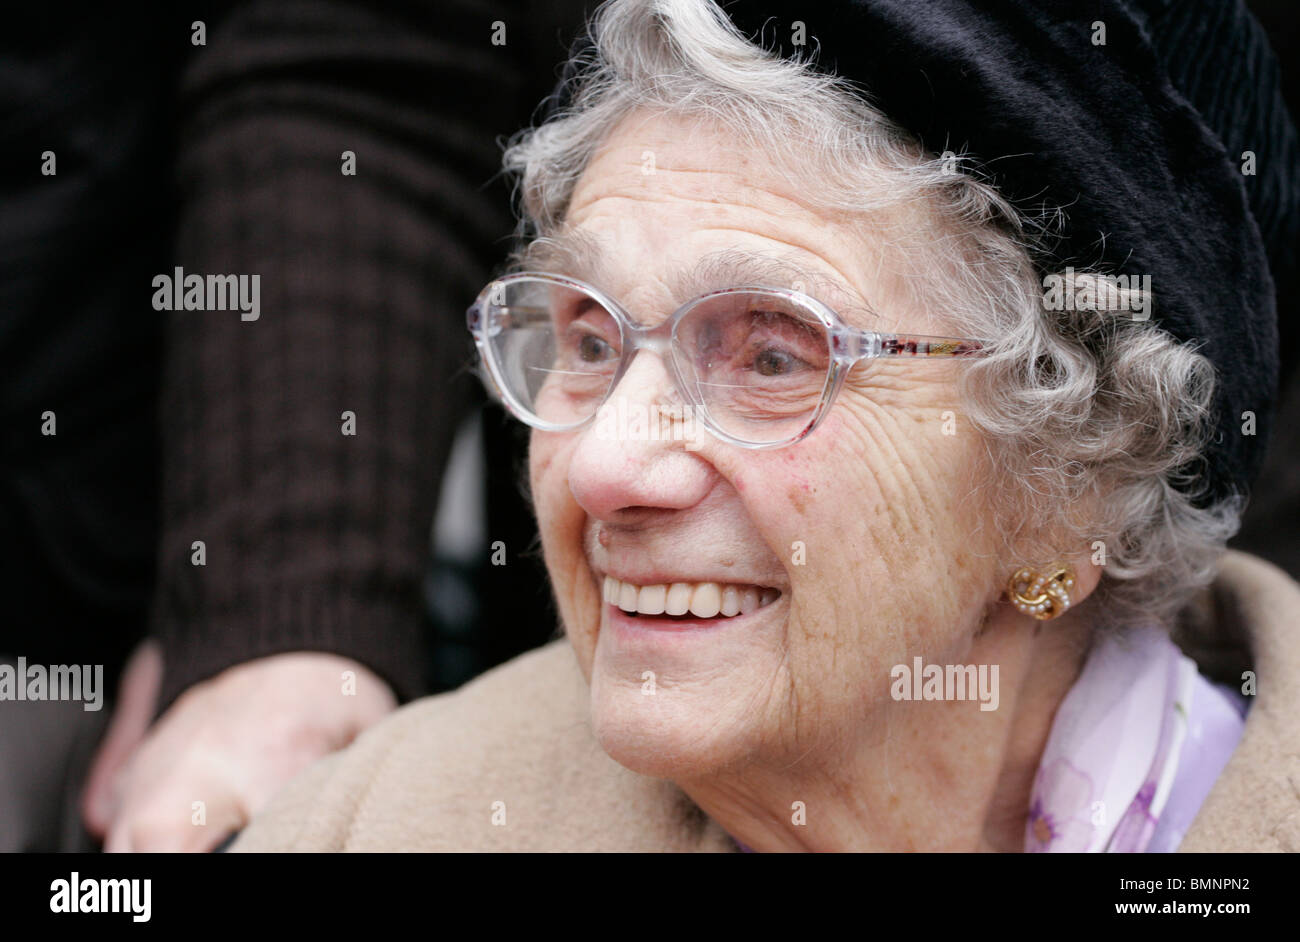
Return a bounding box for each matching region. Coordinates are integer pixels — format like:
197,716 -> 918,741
501,0 -> 1241,627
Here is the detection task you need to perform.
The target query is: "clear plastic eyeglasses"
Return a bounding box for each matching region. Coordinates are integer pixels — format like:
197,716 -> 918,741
466,271 -> 989,448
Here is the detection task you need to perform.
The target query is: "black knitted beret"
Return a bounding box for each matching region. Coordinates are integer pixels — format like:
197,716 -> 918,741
548,0 -> 1299,506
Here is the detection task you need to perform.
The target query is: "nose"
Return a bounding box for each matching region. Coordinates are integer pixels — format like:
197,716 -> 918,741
566,348 -> 715,521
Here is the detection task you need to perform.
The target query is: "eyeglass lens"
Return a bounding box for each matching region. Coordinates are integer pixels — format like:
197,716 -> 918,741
482,277 -> 833,444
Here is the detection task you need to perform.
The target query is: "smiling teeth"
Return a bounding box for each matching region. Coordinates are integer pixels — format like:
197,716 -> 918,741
603,577 -> 779,617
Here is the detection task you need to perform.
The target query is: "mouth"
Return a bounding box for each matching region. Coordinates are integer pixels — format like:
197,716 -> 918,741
602,575 -> 781,624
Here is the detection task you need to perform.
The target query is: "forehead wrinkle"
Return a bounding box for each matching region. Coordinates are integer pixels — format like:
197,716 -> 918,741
510,229 -> 610,285
675,248 -> 877,323
511,232 -> 878,324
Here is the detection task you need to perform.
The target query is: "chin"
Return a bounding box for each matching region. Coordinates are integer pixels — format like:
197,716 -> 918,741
587,664 -> 763,781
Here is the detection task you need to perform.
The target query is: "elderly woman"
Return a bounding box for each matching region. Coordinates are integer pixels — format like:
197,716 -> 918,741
234,0 -> 1300,852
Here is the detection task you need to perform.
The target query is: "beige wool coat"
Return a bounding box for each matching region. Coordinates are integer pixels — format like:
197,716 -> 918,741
233,551 -> 1300,852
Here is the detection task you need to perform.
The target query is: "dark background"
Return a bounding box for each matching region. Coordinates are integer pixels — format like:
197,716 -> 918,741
1234,0 -> 1300,579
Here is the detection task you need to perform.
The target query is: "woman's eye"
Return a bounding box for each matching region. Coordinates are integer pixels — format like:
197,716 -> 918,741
752,346 -> 806,376
576,331 -> 616,363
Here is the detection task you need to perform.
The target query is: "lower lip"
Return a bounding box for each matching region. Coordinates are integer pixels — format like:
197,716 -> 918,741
605,600 -> 775,634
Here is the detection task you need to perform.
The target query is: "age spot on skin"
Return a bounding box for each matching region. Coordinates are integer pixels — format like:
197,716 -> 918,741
786,481 -> 816,515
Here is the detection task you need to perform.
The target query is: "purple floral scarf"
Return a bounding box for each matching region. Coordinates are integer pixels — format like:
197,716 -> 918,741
1025,626 -> 1247,853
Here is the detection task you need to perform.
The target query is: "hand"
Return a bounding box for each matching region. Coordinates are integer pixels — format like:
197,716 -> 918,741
82,645 -> 397,852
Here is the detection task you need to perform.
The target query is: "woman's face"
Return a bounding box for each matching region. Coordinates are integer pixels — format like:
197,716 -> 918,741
531,110 -> 1005,782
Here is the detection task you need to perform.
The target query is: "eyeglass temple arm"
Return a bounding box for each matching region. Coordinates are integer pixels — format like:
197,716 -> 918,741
837,330 -> 987,359
467,301 -> 552,335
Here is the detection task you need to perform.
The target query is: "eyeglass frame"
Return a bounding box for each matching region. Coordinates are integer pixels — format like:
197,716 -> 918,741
466,270 -> 989,449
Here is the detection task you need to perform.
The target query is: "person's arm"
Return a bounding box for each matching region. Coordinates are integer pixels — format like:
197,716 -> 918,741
84,0 -> 520,851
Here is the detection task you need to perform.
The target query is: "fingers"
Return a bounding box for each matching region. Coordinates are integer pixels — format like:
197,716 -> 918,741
103,732 -> 315,852
96,653 -> 397,852
104,733 -> 256,853
102,717 -> 253,852
104,776 -> 246,853
81,640 -> 164,837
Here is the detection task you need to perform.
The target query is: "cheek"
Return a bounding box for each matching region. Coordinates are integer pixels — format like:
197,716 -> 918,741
729,407 -> 994,652
721,411 -> 873,538
716,427 -> 855,603
831,390 -> 994,563
529,435 -> 600,670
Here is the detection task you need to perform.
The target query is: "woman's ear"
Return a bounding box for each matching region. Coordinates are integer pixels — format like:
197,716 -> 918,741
1065,549 -> 1104,609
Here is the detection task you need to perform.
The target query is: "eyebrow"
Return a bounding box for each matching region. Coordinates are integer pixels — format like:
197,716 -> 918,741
509,231 -> 878,321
